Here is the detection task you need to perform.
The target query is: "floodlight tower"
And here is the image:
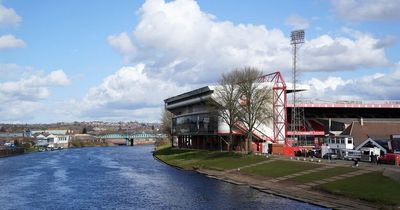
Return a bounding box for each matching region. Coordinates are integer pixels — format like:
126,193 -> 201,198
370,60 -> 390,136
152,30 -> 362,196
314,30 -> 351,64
290,29 -> 306,144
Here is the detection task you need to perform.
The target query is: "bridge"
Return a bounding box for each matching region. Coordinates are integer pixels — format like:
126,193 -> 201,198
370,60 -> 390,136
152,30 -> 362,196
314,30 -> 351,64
97,133 -> 167,146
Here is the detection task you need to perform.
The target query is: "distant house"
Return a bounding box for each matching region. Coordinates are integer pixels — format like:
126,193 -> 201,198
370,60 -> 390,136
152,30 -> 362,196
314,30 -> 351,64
34,132 -> 70,148
341,121 -> 400,147
47,134 -> 70,148
321,135 -> 354,156
0,132 -> 33,146
355,138 -> 389,156
390,134 -> 400,153
36,134 -> 48,147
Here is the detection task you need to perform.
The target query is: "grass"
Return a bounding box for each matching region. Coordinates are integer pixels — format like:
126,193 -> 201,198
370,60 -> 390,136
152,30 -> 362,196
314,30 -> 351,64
154,146 -> 266,170
155,146 -> 400,207
241,160 -> 319,178
317,171 -> 400,206
288,166 -> 358,183
155,142 -> 171,151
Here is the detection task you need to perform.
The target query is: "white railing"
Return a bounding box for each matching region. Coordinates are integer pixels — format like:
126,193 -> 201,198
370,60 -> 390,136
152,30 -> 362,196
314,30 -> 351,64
287,99 -> 400,105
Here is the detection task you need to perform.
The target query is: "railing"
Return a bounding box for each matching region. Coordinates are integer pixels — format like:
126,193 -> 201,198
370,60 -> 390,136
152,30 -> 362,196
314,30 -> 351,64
287,99 -> 400,105
98,133 -> 167,139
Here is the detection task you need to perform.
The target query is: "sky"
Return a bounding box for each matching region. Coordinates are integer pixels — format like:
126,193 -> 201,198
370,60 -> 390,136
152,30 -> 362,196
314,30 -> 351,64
1,0 -> 400,123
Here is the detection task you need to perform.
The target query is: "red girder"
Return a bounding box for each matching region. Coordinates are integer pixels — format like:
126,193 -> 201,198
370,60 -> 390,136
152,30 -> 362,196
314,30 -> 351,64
259,72 -> 287,144
259,71 -> 287,89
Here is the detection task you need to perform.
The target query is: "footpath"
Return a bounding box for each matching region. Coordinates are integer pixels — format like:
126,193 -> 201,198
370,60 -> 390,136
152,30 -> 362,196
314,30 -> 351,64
195,158 -> 394,210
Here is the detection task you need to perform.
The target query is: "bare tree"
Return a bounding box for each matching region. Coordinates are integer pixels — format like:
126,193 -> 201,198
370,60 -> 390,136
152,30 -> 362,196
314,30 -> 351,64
237,67 -> 273,153
161,108 -> 174,146
210,70 -> 242,151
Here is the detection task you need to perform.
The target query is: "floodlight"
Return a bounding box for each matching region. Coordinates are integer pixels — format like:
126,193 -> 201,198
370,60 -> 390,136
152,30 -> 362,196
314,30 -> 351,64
291,29 -> 305,44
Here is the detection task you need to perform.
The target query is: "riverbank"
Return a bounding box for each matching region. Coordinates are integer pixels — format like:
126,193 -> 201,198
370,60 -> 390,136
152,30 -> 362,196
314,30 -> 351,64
0,140 -> 111,158
68,139 -> 110,148
0,147 -> 25,158
154,146 -> 400,209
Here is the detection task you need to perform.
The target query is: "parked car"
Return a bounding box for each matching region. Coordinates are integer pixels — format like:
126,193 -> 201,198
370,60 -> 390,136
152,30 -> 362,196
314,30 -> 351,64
322,153 -> 338,160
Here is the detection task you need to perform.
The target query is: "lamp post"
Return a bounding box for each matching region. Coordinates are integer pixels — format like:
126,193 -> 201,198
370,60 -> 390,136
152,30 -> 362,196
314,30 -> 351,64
290,29 -> 305,145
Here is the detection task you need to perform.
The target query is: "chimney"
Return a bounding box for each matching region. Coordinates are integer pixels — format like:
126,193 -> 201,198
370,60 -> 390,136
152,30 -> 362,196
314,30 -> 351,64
360,117 -> 364,126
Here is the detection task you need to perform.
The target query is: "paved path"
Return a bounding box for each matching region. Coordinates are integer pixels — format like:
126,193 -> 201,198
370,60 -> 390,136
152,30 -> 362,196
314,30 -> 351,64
296,168 -> 376,189
269,165 -> 336,183
225,159 -> 275,173
198,168 -> 382,210
197,157 -> 394,209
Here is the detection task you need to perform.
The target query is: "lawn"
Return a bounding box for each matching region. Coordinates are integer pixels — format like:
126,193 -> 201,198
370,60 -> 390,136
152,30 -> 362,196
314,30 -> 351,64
317,171 -> 400,206
242,160 -> 319,178
288,166 -> 358,183
154,146 -> 266,170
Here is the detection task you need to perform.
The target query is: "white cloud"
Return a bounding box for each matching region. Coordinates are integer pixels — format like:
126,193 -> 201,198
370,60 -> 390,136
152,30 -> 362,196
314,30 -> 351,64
0,69 -> 71,121
285,14 -> 309,29
0,34 -> 26,50
0,63 -> 22,75
374,35 -> 397,48
301,31 -> 388,71
303,63 -> 400,100
0,101 -> 42,122
0,4 -> 21,27
45,70 -> 71,86
107,32 -> 136,64
89,0 -> 395,122
331,0 -> 400,21
68,64 -> 190,122
108,0 -> 389,84
0,69 -> 70,101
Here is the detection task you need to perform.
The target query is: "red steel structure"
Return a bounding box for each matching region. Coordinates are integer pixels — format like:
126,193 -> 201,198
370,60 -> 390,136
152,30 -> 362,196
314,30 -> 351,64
259,72 -> 287,145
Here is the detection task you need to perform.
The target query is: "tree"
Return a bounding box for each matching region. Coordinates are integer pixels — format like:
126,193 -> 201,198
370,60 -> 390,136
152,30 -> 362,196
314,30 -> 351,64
210,70 -> 242,151
82,127 -> 87,134
161,108 -> 174,146
237,67 -> 273,153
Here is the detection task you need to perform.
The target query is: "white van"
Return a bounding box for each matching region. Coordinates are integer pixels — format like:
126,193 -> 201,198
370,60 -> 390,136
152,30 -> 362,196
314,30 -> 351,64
360,147 -> 380,162
339,149 -> 361,160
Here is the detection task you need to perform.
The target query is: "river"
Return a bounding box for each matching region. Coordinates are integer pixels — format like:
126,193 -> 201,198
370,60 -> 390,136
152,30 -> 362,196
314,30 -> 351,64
0,145 -> 326,209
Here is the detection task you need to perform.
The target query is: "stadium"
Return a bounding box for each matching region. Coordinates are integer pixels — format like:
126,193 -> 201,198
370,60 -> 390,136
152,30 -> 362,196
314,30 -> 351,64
164,71 -> 400,162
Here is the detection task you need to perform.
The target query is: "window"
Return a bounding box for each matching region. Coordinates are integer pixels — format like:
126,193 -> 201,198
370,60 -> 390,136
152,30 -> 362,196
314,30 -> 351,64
347,138 -> 353,144
173,113 -> 217,135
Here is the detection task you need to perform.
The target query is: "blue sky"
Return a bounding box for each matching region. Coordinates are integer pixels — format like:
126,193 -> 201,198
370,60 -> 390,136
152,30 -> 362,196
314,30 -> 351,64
1,0 -> 400,123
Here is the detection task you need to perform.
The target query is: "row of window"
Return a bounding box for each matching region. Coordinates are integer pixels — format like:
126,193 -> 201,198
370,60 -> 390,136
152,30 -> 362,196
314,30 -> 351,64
47,137 -> 69,143
172,113 -> 217,135
324,137 -> 353,144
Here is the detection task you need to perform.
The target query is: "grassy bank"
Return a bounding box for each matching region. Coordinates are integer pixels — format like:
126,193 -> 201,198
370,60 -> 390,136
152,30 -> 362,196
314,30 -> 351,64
289,166 -> 357,183
154,146 -> 266,170
317,171 -> 400,205
155,145 -> 400,207
241,160 -> 319,177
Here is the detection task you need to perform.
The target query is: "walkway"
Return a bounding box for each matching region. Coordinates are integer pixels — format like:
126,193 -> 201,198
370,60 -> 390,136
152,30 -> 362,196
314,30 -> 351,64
196,157 -> 392,210
225,159 -> 275,173
270,165 -> 336,183
296,168 -> 376,189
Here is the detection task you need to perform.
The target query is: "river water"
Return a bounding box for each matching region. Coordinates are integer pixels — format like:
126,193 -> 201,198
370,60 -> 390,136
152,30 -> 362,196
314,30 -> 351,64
0,146 -> 326,210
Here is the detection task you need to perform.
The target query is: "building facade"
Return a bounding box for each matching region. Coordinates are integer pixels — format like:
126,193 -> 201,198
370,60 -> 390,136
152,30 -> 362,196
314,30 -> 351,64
165,85 -> 277,153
